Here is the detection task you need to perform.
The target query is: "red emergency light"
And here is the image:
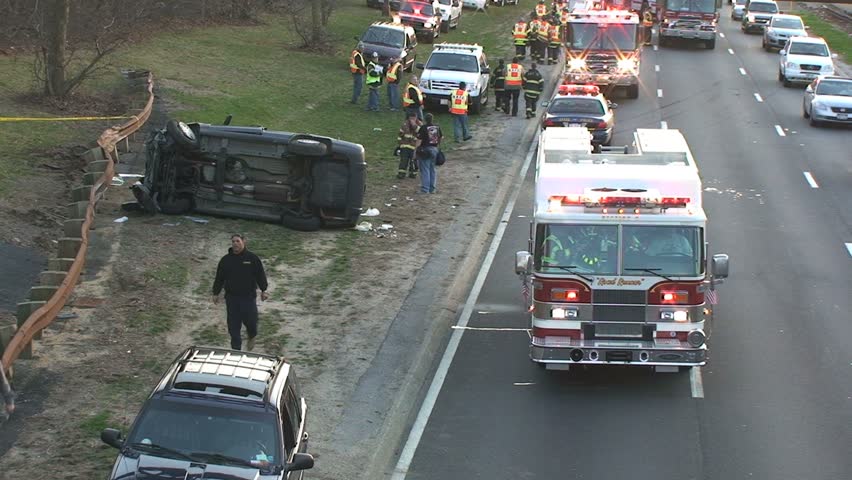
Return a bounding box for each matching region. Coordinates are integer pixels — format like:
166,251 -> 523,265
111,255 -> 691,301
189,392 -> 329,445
659,197 -> 691,207
558,84 -> 600,96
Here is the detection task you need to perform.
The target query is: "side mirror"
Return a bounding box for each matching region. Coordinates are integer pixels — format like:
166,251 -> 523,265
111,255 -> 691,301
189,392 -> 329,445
711,254 -> 729,279
831,53 -> 838,59
779,50 -> 786,56
481,67 -> 490,74
541,101 -> 550,107
515,251 -> 532,275
101,428 -> 124,449
416,63 -> 425,69
805,85 -> 813,93
286,453 -> 315,472
804,25 -> 810,30
608,101 -> 618,109
778,10 -> 783,14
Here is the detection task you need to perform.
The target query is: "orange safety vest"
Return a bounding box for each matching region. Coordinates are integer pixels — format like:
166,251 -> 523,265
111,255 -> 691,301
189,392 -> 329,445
560,10 -> 570,25
505,63 -> 523,87
550,24 -> 561,44
387,62 -> 401,83
513,22 -> 528,40
403,83 -> 423,106
449,89 -> 469,114
535,3 -> 548,16
350,50 -> 365,74
642,12 -> 653,27
538,21 -> 551,40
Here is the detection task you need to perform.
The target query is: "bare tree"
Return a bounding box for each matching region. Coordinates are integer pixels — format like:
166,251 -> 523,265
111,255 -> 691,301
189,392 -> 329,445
284,0 -> 333,50
42,0 -> 69,96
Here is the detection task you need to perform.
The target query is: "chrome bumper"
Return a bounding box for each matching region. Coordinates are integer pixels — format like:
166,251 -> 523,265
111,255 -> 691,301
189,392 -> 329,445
564,72 -> 638,87
530,339 -> 706,366
661,28 -> 715,40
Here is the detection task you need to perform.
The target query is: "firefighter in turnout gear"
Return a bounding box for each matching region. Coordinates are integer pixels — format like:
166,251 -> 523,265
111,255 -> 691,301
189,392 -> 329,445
548,22 -> 561,65
513,18 -> 530,60
396,112 -> 421,179
522,63 -> 543,118
541,233 -> 573,266
350,48 -> 367,104
491,59 -> 507,112
642,9 -> 654,46
535,17 -> 551,64
535,0 -> 549,17
504,57 -> 524,116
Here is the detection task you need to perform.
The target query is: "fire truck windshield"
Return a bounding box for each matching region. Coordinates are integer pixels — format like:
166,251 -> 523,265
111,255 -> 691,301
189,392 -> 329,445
666,0 -> 716,14
536,224 -> 703,276
568,24 -> 638,51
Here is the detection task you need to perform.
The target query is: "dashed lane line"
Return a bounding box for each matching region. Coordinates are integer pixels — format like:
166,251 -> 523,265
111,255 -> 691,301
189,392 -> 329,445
653,45 -> 658,51
655,64 -> 660,72
728,48 -> 735,55
754,93 -> 763,102
739,67 -> 747,75
660,121 -> 668,129
690,367 -> 705,398
720,32 -> 726,38
657,89 -> 663,98
846,243 -> 852,257
803,172 -> 819,188
775,125 -> 786,137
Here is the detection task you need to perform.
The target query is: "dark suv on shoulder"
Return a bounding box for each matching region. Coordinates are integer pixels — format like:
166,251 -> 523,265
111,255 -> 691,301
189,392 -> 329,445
126,119 -> 366,231
101,347 -> 314,480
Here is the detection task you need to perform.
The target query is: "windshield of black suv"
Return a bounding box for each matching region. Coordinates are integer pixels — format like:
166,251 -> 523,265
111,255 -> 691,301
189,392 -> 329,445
747,2 -> 778,13
400,2 -> 435,15
549,98 -> 605,115
127,398 -> 282,469
362,27 -> 405,48
789,41 -> 829,56
425,52 -> 479,72
816,80 -> 852,96
535,224 -> 703,276
771,17 -> 803,29
568,24 -> 638,51
667,0 -> 716,14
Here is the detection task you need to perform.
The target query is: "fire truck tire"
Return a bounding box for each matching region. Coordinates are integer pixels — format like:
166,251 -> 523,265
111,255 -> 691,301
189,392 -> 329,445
625,84 -> 639,99
706,39 -> 715,49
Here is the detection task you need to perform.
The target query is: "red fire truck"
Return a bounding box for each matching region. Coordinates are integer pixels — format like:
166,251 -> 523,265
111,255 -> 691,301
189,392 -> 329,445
658,0 -> 722,49
515,127 -> 730,372
564,8 -> 642,99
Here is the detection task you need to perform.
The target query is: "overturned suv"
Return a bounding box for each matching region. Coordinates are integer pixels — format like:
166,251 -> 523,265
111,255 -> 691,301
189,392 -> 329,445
126,119 -> 366,231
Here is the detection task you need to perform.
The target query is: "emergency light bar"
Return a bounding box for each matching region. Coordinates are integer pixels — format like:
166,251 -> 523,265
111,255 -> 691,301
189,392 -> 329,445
558,84 -> 600,96
548,192 -> 691,209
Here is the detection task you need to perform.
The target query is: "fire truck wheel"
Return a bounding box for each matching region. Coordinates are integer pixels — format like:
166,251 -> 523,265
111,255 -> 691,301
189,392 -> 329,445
706,39 -> 715,50
625,84 -> 639,99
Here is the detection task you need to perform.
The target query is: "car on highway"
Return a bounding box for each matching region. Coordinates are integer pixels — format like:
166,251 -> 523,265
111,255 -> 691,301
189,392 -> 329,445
778,36 -> 837,87
435,0 -> 462,32
126,119 -> 366,231
741,0 -> 779,33
355,21 -> 418,71
762,14 -> 806,51
802,75 -> 852,127
731,0 -> 747,20
397,0 -> 443,43
541,84 -> 616,146
100,347 -> 314,480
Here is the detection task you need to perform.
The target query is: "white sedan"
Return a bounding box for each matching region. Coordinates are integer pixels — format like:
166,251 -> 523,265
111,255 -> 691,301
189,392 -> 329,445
802,75 -> 852,127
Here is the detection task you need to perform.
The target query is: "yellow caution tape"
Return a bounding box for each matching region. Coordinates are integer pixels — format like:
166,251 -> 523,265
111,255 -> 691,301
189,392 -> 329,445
0,115 -> 131,122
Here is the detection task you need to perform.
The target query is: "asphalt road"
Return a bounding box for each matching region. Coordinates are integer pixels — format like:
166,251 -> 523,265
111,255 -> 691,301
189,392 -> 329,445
393,10 -> 852,480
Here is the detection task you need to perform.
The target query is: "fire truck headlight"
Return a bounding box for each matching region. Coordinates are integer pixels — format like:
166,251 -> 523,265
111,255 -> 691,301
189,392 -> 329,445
747,13 -> 755,22
617,58 -> 637,72
552,307 -> 567,319
568,58 -> 586,71
673,310 -> 689,322
687,330 -> 706,348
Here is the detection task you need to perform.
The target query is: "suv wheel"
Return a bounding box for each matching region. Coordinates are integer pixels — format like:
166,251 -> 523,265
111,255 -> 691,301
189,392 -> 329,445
441,20 -> 450,33
469,95 -> 482,114
625,84 -> 640,99
166,120 -> 200,153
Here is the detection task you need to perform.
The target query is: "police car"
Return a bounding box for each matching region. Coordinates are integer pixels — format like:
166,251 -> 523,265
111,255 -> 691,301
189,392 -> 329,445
541,84 -> 616,146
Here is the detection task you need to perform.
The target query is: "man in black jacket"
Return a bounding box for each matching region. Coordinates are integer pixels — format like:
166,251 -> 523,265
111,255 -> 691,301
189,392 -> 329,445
212,234 -> 269,351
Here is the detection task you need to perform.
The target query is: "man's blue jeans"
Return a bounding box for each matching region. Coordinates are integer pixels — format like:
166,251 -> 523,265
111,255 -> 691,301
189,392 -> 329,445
388,83 -> 401,110
367,86 -> 380,111
351,73 -> 363,104
405,105 -> 423,121
418,146 -> 438,193
453,113 -> 470,141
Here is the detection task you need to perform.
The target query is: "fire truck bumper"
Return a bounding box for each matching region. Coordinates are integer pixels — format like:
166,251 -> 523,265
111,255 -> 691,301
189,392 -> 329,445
530,339 -> 706,366
564,72 -> 637,88
661,28 -> 716,41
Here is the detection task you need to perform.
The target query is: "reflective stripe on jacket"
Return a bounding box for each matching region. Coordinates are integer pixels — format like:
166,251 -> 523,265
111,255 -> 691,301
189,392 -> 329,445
513,22 -> 529,45
403,84 -> 424,106
387,62 -> 401,83
449,89 -> 469,114
350,50 -> 366,74
505,63 -> 524,87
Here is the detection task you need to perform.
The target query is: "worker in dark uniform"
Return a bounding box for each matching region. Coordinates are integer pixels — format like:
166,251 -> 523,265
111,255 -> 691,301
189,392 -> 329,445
212,234 -> 269,351
491,59 -> 507,113
523,62 -> 544,118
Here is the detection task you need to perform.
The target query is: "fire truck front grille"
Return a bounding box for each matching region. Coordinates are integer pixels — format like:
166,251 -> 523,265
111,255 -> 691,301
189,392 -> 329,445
593,289 -> 646,304
593,305 -> 645,322
585,54 -> 617,74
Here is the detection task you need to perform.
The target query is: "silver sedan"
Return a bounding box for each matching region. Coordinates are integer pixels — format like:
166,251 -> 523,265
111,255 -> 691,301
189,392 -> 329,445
802,75 -> 852,127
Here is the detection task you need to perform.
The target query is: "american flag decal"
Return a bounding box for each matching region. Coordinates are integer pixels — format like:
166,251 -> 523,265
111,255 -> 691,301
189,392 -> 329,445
521,277 -> 530,305
706,288 -> 718,305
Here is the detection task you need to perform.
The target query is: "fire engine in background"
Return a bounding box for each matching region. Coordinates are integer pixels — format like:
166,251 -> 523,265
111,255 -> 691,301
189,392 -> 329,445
515,127 -> 730,372
564,8 -> 641,99
658,0 -> 722,49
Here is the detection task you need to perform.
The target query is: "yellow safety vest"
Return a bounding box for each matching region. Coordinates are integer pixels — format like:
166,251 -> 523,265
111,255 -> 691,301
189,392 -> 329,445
550,24 -> 561,44
505,63 -> 523,86
536,3 -> 548,16
449,89 -> 469,114
403,84 -> 423,106
560,10 -> 570,25
513,22 -> 528,40
350,50 -> 365,74
387,62 -> 401,83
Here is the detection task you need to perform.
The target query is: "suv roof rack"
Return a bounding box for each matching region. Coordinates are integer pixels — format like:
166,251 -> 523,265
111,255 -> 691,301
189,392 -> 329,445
371,21 -> 408,28
171,348 -> 285,400
433,43 -> 482,53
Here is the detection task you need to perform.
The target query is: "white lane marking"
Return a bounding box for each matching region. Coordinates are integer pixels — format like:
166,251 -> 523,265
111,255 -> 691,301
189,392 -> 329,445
451,326 -> 529,332
513,382 -> 536,386
754,93 -> 763,102
775,125 -> 786,137
655,64 -> 660,72
690,367 -> 705,398
728,48 -> 735,55
803,171 -> 819,188
720,32 -> 726,38
739,67 -> 747,75
657,89 -> 663,98
391,129 -> 539,480
653,45 -> 658,51
846,243 -> 852,257
660,120 -> 668,129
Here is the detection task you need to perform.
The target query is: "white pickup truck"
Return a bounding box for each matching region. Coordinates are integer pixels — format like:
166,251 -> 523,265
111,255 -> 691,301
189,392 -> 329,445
435,0 -> 462,32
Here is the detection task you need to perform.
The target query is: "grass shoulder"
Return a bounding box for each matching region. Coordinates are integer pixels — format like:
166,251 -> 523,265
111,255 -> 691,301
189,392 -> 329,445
796,10 -> 852,64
